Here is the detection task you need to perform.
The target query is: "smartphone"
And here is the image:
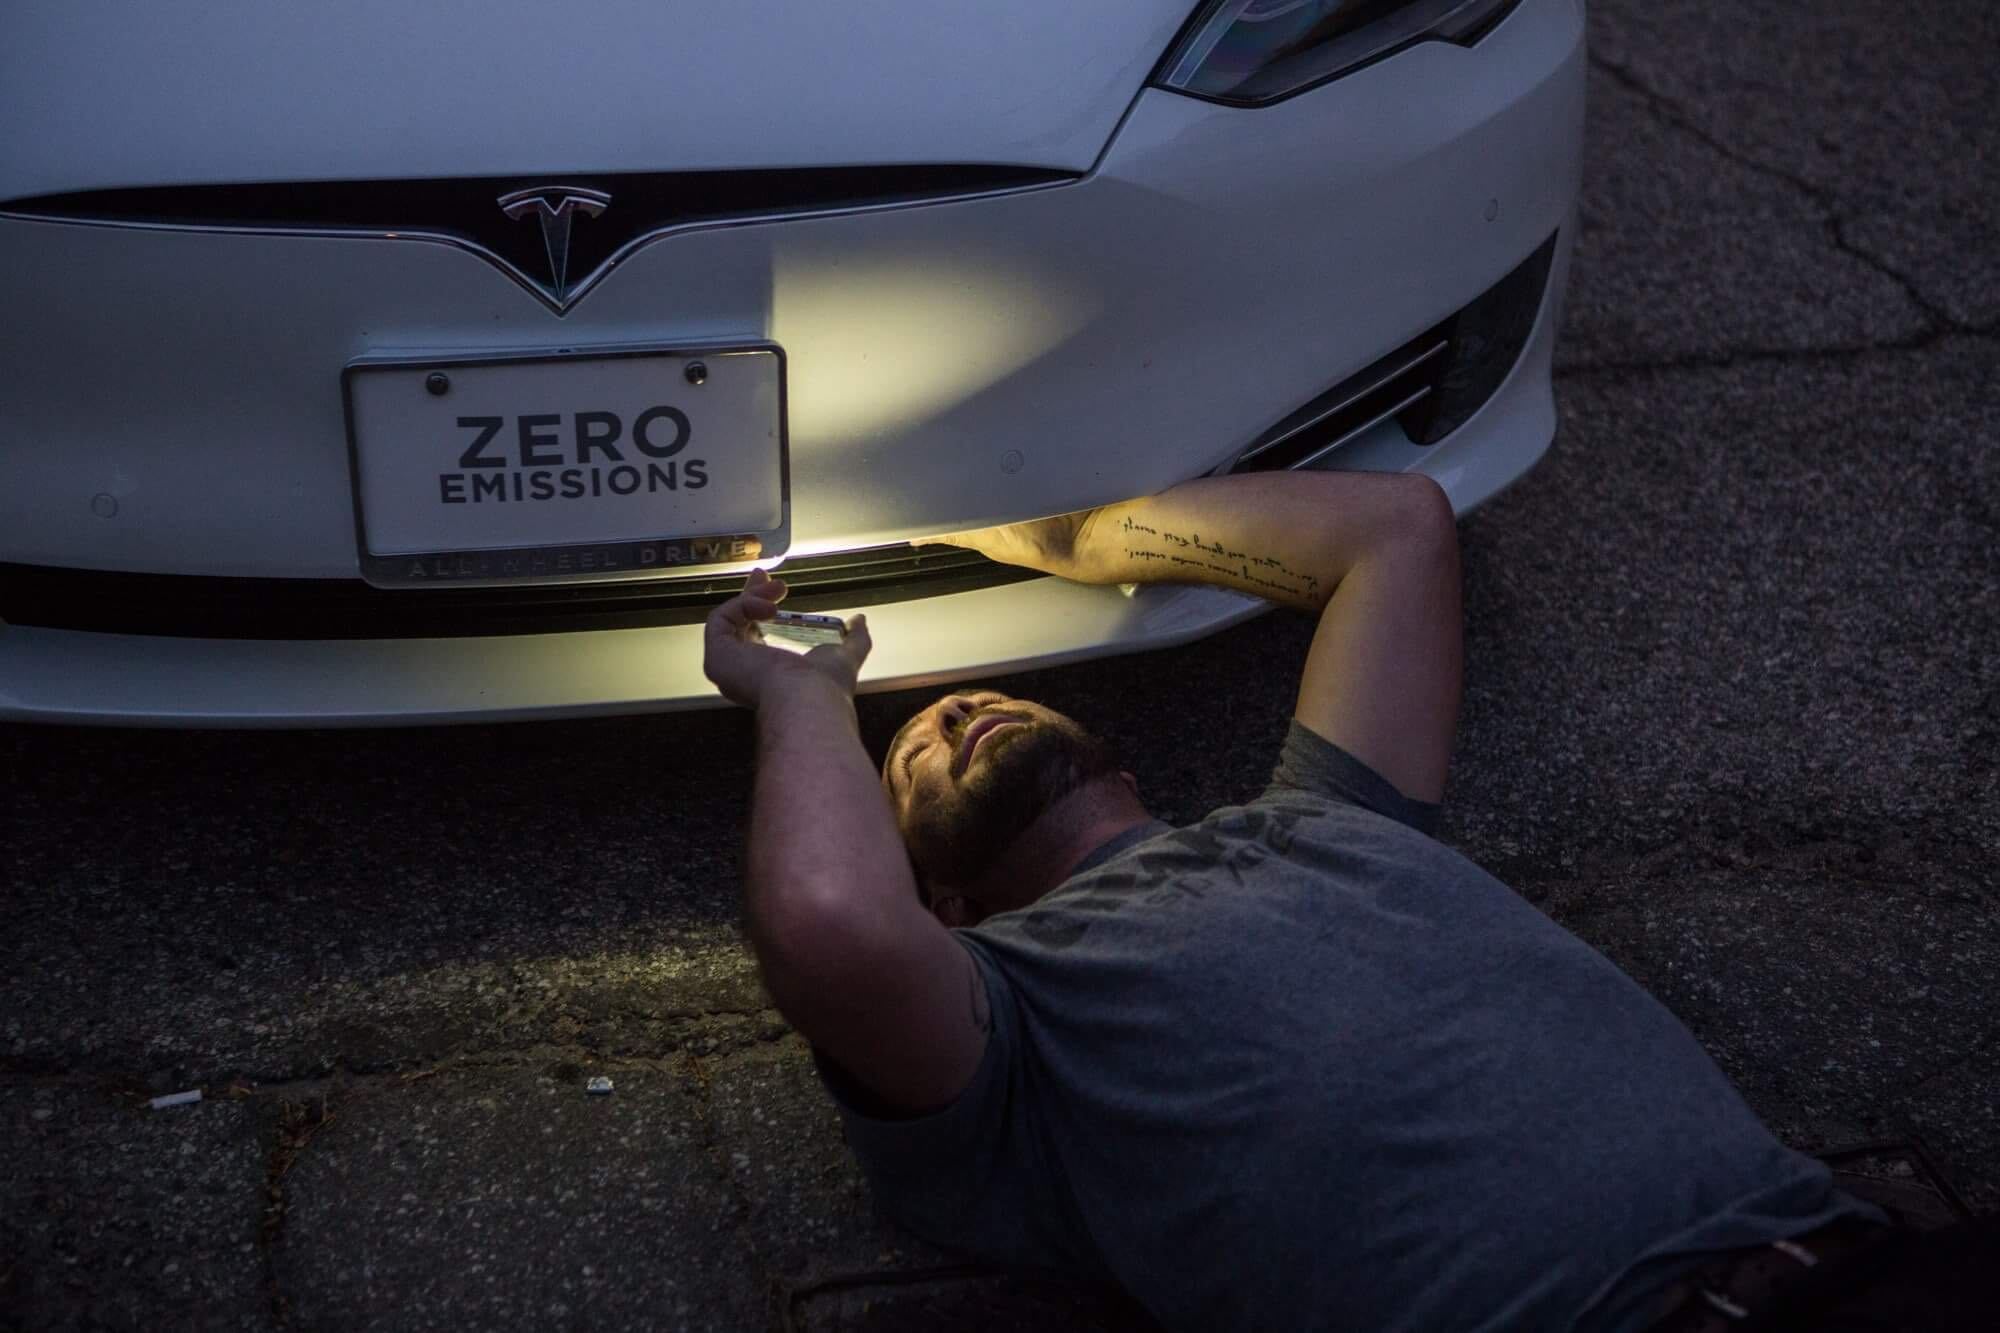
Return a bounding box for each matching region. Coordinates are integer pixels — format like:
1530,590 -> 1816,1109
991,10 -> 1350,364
756,609 -> 849,649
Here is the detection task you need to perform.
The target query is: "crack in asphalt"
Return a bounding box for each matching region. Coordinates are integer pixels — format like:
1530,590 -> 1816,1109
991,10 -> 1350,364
1553,325 -> 1996,380
20,1050 -> 755,1331
1825,215 -> 1962,331
1468,817 -> 1998,928
258,1085 -> 342,1329
1587,53 -> 1973,337
669,1045 -> 790,1332
9,1046 -> 824,1332
1893,1028 -> 2000,1100
0,1002 -> 795,1092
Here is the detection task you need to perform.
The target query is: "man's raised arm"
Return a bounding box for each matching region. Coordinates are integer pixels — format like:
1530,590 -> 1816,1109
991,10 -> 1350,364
704,571 -> 987,1113
929,471 -> 1462,803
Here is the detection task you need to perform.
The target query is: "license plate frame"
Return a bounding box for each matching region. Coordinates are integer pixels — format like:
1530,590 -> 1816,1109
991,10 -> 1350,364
342,342 -> 788,589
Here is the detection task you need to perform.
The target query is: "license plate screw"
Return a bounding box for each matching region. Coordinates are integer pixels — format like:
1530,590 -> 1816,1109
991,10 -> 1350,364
425,372 -> 451,396
684,361 -> 707,386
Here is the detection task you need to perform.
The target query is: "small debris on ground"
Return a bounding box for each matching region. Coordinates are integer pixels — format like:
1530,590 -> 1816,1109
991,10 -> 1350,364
585,1076 -> 614,1096
149,1089 -> 202,1110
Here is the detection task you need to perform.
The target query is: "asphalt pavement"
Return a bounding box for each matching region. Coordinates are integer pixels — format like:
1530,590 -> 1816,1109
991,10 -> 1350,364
5,2 -> 1997,1328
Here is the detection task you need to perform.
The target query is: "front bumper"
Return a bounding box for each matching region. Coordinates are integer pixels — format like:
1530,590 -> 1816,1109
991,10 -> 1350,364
0,0 -> 1584,725
0,224 -> 1569,727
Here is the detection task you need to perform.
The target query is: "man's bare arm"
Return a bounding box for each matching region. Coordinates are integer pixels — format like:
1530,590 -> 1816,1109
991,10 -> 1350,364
705,574 -> 987,1113
928,471 -> 1462,802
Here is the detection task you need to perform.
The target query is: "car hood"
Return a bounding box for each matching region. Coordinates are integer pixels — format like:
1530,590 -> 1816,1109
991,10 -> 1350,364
0,1 -> 1194,200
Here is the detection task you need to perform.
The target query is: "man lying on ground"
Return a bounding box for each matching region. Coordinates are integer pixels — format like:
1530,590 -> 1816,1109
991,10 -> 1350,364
704,470 -> 1986,1332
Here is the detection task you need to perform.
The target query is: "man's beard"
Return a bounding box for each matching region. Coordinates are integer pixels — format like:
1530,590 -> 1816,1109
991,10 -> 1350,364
902,715 -> 1121,894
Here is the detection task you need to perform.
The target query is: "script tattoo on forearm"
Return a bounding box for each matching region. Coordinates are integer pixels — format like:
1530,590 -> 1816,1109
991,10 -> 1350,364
1118,515 -> 1321,602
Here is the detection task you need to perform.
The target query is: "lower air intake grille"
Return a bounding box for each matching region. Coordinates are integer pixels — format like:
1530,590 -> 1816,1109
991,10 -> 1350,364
1229,326 -> 1453,473
0,545 -> 1033,641
1231,231 -> 1557,473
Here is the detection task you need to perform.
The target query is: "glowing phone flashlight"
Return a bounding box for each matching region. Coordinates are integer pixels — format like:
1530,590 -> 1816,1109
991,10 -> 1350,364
755,610 -> 849,650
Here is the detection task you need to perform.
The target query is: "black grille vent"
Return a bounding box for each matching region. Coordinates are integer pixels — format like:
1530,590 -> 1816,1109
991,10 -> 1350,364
0,544 -> 1034,641
1402,231 -> 1558,444
1230,326 -> 1453,473
1232,230 -> 1558,472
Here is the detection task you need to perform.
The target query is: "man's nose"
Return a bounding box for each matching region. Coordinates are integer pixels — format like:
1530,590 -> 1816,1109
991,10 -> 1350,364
936,695 -> 981,731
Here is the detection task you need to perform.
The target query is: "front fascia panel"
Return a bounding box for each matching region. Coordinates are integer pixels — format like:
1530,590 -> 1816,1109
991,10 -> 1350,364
0,0 -> 1584,580
0,242 -> 1580,725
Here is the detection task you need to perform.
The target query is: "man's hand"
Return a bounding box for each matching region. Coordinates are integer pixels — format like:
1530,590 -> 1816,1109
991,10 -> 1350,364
703,568 -> 872,709
917,510 -> 1097,581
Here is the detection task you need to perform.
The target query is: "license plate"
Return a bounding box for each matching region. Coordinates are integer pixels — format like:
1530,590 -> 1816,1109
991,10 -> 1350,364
344,344 -> 786,588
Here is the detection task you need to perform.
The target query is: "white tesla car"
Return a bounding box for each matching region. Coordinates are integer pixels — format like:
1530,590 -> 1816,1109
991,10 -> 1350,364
0,0 -> 1584,726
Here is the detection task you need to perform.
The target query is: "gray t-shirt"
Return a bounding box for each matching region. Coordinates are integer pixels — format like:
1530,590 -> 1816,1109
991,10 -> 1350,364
822,723 -> 1880,1332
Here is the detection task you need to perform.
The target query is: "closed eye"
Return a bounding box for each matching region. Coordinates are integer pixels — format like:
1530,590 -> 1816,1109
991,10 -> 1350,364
899,744 -> 922,782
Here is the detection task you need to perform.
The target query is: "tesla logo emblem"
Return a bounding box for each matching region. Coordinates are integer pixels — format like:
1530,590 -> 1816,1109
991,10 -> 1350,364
497,185 -> 611,307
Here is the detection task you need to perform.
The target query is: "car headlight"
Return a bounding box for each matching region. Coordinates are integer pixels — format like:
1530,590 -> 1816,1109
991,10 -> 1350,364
1154,0 -> 1525,105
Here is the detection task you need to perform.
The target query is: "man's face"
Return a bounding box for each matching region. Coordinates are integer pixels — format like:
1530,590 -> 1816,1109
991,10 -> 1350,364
882,691 -> 1120,895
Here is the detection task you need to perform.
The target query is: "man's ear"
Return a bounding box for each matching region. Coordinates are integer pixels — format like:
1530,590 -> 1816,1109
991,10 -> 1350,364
932,894 -> 978,928
1119,770 -> 1140,798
